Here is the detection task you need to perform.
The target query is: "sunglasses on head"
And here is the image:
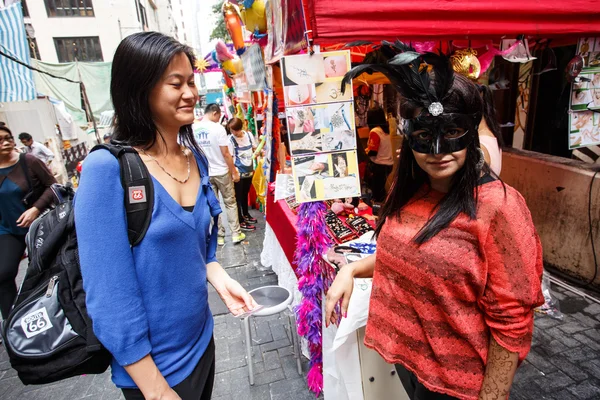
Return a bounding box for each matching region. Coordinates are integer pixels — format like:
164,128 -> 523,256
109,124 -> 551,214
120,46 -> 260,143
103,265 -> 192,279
403,112 -> 481,154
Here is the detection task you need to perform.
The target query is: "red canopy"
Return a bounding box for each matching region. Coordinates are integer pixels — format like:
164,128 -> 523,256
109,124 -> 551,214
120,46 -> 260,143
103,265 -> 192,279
305,0 -> 600,44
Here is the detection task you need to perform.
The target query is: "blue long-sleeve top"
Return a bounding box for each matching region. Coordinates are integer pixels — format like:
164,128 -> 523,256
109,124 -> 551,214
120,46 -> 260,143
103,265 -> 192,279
74,149 -> 221,388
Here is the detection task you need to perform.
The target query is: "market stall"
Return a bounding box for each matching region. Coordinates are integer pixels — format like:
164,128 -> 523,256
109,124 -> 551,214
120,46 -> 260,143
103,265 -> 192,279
215,1 -> 600,399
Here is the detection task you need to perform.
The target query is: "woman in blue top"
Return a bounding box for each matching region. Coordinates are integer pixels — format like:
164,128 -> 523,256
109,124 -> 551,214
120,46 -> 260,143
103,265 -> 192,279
0,125 -> 56,320
75,32 -> 257,400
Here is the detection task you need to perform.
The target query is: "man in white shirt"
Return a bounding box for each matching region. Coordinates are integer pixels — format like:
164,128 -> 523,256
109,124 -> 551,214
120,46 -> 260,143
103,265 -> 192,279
193,104 -> 245,245
18,132 -> 55,165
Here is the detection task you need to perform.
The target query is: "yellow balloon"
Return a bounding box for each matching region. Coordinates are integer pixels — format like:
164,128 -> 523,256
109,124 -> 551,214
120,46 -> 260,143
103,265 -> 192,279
241,0 -> 267,34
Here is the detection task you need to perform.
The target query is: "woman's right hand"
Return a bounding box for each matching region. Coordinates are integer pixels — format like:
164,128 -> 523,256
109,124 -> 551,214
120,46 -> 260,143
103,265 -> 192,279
325,265 -> 355,327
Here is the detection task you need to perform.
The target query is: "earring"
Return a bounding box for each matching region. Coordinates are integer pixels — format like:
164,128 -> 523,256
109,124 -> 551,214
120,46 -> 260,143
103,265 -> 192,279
476,147 -> 485,171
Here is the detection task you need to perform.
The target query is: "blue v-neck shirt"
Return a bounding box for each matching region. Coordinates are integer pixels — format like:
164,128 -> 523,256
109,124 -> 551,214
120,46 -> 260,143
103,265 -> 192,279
75,149 -> 221,388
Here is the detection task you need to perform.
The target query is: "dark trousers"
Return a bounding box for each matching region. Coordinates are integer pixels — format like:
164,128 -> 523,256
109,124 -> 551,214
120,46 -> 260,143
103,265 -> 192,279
122,338 -> 215,400
234,176 -> 253,221
0,234 -> 26,319
395,364 -> 459,400
369,162 -> 393,203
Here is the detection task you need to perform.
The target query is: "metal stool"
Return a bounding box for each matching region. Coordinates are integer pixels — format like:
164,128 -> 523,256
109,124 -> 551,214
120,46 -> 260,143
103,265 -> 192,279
242,285 -> 303,385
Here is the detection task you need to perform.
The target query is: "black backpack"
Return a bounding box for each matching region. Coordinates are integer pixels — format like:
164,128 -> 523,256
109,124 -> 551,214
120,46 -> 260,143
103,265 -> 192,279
0,144 -> 153,385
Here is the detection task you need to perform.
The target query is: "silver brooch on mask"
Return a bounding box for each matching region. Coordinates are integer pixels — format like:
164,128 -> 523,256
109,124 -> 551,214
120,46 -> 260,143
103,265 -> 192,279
428,102 -> 444,116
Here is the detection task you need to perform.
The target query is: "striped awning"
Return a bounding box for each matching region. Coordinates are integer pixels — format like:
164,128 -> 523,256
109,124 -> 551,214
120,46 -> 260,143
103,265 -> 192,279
0,2 -> 36,102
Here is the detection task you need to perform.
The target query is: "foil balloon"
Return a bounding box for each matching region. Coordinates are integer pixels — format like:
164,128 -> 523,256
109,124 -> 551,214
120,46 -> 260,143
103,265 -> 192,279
241,0 -> 267,34
450,49 -> 481,80
222,1 -> 245,55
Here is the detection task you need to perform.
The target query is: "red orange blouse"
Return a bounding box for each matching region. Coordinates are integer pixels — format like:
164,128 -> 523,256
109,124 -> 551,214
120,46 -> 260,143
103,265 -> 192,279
365,180 -> 544,399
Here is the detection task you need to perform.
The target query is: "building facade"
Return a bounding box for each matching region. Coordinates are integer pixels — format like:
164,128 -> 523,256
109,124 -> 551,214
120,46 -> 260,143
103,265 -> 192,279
20,0 -> 195,63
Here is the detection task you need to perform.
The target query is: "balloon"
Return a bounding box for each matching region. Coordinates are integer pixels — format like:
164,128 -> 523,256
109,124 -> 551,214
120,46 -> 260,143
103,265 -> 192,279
241,0 -> 267,34
450,48 -> 481,80
223,1 -> 245,55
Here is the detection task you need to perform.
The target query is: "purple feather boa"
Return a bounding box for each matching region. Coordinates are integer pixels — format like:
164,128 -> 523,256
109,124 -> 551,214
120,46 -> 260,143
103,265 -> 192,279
294,201 -> 332,396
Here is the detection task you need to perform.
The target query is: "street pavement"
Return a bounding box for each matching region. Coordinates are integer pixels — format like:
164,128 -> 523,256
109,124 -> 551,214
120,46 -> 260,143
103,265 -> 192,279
1,210 -> 600,399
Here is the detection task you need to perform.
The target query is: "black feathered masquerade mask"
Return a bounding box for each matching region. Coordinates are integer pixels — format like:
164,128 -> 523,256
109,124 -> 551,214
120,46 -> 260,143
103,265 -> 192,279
342,41 -> 482,154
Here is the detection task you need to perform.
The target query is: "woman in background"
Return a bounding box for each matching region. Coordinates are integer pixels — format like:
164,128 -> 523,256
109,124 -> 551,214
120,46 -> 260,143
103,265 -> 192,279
227,117 -> 258,231
0,125 -> 55,320
365,107 -> 394,202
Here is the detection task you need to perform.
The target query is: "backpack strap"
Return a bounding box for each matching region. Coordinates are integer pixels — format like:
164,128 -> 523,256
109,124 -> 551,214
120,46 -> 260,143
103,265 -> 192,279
18,153 -> 33,191
90,144 -> 154,247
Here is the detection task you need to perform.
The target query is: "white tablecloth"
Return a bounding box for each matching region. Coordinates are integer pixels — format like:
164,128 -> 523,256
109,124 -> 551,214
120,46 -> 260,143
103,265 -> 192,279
261,222 -> 370,400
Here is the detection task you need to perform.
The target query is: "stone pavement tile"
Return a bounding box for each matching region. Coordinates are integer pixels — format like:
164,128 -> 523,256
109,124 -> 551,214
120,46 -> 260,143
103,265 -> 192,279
583,302 -> 600,315
571,312 -> 600,328
544,326 -> 582,348
270,377 -> 315,400
534,315 -> 565,330
227,366 -> 251,394
548,389 -> 580,400
213,370 -> 232,397
572,330 -> 600,352
212,395 -> 233,400
557,320 -> 589,335
567,380 -> 600,400
532,370 -> 575,393
262,350 -> 282,371
270,322 -> 290,342
280,355 -> 308,380
512,361 -> 545,386
524,349 -> 558,374
548,357 -> 589,382
254,318 -> 275,344
260,338 -> 291,353
580,359 -> 600,380
559,345 -> 599,364
247,383 -> 270,400
253,367 -> 286,386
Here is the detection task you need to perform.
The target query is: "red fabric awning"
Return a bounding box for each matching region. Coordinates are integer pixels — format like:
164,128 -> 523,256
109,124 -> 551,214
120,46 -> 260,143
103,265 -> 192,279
306,0 -> 600,44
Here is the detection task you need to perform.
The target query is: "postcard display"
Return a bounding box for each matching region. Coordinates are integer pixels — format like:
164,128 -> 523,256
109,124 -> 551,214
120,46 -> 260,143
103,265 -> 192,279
569,37 -> 600,149
280,50 -> 361,203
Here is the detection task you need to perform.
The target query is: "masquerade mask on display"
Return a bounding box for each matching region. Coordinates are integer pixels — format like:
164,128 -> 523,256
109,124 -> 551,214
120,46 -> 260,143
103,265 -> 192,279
404,112 -> 481,154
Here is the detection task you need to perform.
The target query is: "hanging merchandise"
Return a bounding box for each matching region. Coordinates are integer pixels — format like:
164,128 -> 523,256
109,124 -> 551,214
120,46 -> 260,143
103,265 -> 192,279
240,44 -> 267,90
294,201 -> 332,396
500,38 -> 537,63
568,37 -> 600,149
241,0 -> 267,34
223,1 -> 246,55
283,0 -> 308,55
450,48 -> 482,80
264,0 -> 284,63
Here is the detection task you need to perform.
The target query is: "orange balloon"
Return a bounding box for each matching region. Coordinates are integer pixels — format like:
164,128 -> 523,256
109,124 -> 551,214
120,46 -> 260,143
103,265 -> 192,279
223,2 -> 245,54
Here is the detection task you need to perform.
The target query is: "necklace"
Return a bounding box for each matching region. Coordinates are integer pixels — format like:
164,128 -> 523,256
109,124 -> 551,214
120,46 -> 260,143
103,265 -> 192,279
140,147 -> 191,184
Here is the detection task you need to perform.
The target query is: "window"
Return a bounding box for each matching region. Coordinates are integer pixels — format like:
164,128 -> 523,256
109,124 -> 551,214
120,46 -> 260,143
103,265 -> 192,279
22,0 -> 30,17
138,2 -> 148,30
54,37 -> 103,62
44,0 -> 94,17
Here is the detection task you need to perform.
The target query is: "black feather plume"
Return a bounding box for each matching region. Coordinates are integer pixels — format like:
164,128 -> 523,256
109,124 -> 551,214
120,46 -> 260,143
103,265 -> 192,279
342,42 -> 454,110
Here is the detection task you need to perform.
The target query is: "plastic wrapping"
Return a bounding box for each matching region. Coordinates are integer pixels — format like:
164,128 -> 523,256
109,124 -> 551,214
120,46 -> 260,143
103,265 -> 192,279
534,271 -> 564,320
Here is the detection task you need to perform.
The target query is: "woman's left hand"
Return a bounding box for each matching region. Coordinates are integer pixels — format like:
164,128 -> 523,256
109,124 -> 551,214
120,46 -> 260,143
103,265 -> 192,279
216,277 -> 258,316
17,207 -> 40,228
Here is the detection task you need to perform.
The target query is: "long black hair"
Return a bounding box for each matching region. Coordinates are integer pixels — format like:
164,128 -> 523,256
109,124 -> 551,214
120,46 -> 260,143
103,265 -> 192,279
375,74 -> 486,244
477,84 -> 504,147
110,32 -> 202,156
